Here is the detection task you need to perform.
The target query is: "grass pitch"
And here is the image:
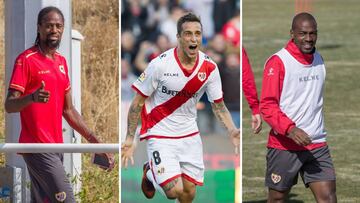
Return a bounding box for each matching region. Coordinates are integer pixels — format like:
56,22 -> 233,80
243,0 -> 360,202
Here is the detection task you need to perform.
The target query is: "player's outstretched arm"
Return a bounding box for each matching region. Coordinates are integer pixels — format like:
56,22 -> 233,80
121,93 -> 146,168
62,91 -> 115,170
5,81 -> 50,113
211,101 -> 240,154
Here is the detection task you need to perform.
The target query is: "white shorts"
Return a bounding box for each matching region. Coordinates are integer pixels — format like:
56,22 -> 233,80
146,134 -> 204,187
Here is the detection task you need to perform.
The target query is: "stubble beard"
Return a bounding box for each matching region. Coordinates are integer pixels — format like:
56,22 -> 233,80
46,38 -> 61,49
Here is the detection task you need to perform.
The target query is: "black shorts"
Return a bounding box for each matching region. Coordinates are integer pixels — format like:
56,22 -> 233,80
22,153 -> 75,203
265,146 -> 336,191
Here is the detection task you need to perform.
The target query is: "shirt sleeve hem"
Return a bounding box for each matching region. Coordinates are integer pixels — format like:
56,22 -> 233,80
213,97 -> 223,103
285,124 -> 296,135
131,85 -> 149,98
251,106 -> 260,115
9,84 -> 25,93
65,85 -> 71,93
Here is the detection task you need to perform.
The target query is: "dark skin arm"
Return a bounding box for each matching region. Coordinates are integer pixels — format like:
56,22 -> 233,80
5,81 -> 49,113
62,91 -> 115,170
287,127 -> 311,146
6,84 -> 115,170
62,91 -> 99,143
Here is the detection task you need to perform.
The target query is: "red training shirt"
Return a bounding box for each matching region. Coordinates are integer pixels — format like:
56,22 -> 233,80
9,46 -> 71,143
242,46 -> 260,115
260,40 -> 326,151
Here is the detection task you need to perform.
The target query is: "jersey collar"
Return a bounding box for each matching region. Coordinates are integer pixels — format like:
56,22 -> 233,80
285,39 -> 314,65
174,47 -> 199,77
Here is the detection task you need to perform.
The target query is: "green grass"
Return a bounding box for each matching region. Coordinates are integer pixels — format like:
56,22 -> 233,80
243,0 -> 360,202
121,168 -> 236,203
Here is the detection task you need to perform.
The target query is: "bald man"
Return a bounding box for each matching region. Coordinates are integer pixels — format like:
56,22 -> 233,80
260,12 -> 337,202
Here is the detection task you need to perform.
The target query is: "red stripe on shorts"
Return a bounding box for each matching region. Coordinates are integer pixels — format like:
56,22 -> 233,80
182,173 -> 204,186
159,174 -> 182,187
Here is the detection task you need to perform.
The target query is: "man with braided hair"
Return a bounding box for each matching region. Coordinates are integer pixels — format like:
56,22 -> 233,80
5,6 -> 114,202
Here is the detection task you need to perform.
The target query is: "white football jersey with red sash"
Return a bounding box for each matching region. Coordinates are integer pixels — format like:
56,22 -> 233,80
132,48 -> 223,140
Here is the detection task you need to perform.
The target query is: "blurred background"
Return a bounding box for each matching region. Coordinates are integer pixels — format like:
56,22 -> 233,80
0,0 -> 119,202
121,0 -> 240,202
243,0 -> 360,202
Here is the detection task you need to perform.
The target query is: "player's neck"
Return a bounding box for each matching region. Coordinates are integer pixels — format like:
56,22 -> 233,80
177,49 -> 197,70
38,43 -> 57,60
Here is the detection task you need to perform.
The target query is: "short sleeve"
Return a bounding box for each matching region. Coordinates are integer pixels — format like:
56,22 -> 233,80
132,60 -> 159,97
63,58 -> 71,92
206,66 -> 223,103
9,55 -> 29,93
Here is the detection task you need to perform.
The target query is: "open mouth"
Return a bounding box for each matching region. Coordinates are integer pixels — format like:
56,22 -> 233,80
48,34 -> 59,40
303,43 -> 313,49
189,45 -> 197,50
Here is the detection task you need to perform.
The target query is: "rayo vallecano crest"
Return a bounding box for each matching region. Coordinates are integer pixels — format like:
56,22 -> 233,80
55,191 -> 67,202
197,72 -> 206,82
59,65 -> 65,74
157,166 -> 165,175
271,173 -> 281,184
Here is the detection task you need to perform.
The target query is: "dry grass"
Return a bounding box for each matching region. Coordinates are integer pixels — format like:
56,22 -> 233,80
72,0 -> 119,202
0,1 -> 119,202
72,0 -> 119,144
0,0 -> 5,167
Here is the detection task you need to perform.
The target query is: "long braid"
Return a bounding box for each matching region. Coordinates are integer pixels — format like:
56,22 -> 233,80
34,33 -> 40,46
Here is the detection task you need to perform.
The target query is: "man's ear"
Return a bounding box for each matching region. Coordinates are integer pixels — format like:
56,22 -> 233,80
290,29 -> 294,39
176,33 -> 180,44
